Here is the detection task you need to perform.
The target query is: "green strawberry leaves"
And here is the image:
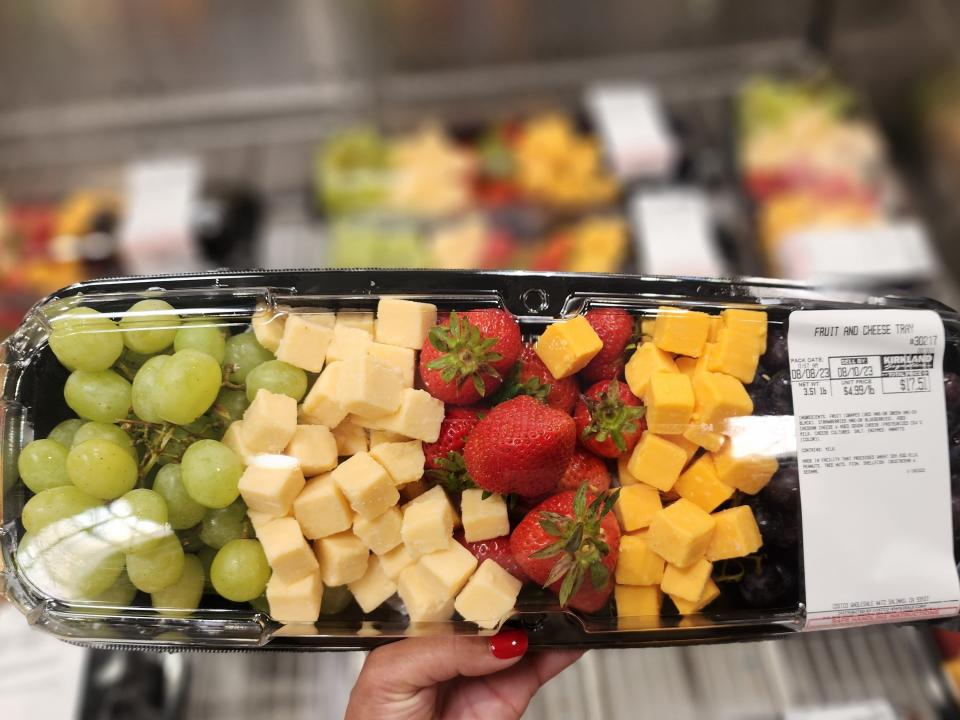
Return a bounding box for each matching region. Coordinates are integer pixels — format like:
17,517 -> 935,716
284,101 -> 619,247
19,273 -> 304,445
426,311 -> 503,396
426,450 -> 477,494
580,379 -> 646,452
489,362 -> 551,406
530,483 -> 621,607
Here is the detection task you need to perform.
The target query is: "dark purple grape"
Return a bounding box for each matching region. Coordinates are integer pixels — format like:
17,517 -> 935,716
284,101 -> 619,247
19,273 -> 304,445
764,331 -> 789,373
762,466 -> 799,512
749,386 -> 772,416
766,371 -> 793,414
947,373 -> 960,409
951,444 -> 960,472
749,503 -> 799,549
772,512 -> 800,549
739,562 -> 788,608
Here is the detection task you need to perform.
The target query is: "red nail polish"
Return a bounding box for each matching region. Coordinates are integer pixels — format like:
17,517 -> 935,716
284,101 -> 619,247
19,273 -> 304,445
489,628 -> 528,659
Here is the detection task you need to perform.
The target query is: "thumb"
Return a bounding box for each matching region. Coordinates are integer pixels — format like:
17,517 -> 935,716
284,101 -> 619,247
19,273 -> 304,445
356,629 -> 528,695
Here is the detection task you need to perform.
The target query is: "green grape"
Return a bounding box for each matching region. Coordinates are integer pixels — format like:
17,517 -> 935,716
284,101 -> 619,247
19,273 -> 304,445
64,369 -> 132,423
118,347 -> 165,373
200,499 -> 253,549
154,349 -> 222,425
212,388 -> 249,423
104,488 -> 171,552
224,332 -> 273,384
210,539 -> 270,602
73,422 -> 137,460
245,360 -> 308,402
174,321 -> 227,364
131,355 -> 170,423
38,530 -> 127,600
119,299 -> 181,354
151,554 -> 205,616
320,585 -> 354,615
249,594 -> 270,613
18,439 -> 72,493
197,545 -> 218,590
47,418 -> 85,448
126,533 -> 186,593
152,463 -> 206,529
48,307 -> 124,372
182,414 -> 221,439
67,439 -> 138,500
90,571 -> 138,607
180,439 -> 243,509
21,486 -> 102,534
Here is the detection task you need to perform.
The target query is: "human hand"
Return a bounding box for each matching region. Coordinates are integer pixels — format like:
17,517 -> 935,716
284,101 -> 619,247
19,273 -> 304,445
345,629 -> 583,720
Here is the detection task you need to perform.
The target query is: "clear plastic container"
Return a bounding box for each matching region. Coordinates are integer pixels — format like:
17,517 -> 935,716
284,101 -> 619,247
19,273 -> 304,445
1,270 -> 957,650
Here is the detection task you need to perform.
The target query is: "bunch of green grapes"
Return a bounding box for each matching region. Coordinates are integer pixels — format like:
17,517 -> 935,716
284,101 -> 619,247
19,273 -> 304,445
14,300 -> 298,613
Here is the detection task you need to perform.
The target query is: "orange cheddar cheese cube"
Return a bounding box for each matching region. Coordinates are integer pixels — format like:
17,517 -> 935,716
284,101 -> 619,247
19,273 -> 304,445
675,357 -> 697,380
713,443 -> 778,495
640,318 -> 656,339
674,454 -> 733,513
626,432 -> 687,492
661,557 -> 712,603
692,372 -> 753,428
663,434 -> 698,464
534,315 -> 603,379
652,307 -> 711,357
721,309 -> 767,352
615,584 -> 662,628
707,327 -> 760,384
617,455 -> 639,486
615,533 -> 665,586
707,316 -> 722,343
706,505 -> 763,561
644,372 -> 695,434
682,417 -> 726,453
646,498 -> 716,568
624,342 -> 678,397
670,578 -> 720,615
614,484 -> 662,532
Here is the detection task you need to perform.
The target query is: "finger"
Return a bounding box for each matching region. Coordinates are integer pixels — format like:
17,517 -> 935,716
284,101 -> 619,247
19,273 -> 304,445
359,629 -> 529,694
529,649 -> 585,684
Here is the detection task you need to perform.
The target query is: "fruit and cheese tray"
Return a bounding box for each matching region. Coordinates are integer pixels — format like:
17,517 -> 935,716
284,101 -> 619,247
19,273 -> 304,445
1,270 -> 958,650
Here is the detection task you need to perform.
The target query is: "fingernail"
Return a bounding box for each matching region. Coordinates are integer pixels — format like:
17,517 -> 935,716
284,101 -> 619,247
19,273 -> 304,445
489,628 -> 528,659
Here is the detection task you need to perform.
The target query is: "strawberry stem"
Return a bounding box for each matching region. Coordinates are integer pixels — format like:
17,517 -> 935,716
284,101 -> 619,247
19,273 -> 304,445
426,312 -> 503,396
580,379 -> 645,452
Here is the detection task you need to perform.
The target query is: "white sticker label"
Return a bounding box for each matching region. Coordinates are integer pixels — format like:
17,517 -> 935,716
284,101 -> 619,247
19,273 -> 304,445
785,700 -> 899,720
788,309 -> 959,630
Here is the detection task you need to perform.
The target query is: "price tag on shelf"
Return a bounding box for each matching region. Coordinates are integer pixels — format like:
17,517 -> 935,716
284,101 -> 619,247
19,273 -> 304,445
629,188 -> 726,277
586,83 -> 677,180
788,309 -> 960,630
119,157 -> 204,275
776,221 -> 936,284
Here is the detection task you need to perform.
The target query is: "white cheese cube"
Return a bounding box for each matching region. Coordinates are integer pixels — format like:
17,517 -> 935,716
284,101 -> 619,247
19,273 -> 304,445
314,532 -> 369,586
401,486 -> 455,558
353,389 -> 444,443
397,563 -> 455,622
378,543 -> 416,581
266,569 -> 323,624
238,454 -> 305,517
369,441 -> 425,486
326,325 -> 373,364
369,429 -> 407,447
293,473 -> 353,540
352,506 -> 403,555
347,555 -> 397,613
331,452 -> 399,519
335,310 -> 375,336
248,508 -> 285,534
332,420 -> 368,456
454,559 -> 522,629
301,361 -> 348,429
222,421 -> 253,464
340,355 -> 404,419
258,516 -> 319,582
375,298 -> 438,349
417,541 -> 478,599
368,343 -> 416,388
276,315 -> 334,373
461,489 -> 509,543
252,304 -> 286,353
285,425 -> 338,476
243,389 -> 298,454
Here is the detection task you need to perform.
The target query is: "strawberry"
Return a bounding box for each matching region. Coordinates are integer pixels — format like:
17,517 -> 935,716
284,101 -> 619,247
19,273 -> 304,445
490,344 -> 578,413
581,308 -> 637,383
510,485 -> 621,612
455,531 -> 527,582
420,309 -> 522,405
574,379 -> 646,458
423,407 -> 483,470
464,395 -> 575,497
558,448 -> 611,493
